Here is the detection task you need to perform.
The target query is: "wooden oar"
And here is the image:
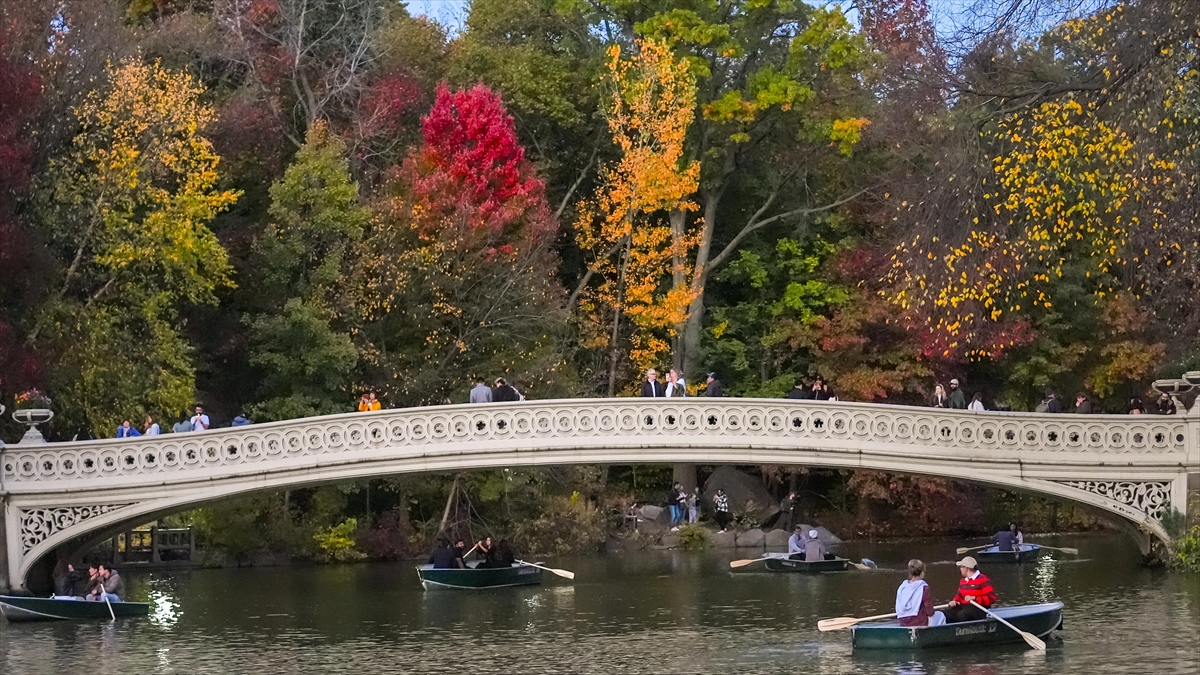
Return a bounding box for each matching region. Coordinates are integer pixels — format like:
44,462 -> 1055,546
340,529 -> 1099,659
729,553 -> 791,568
969,600 -> 1045,649
100,589 -> 115,621
515,559 -> 575,580
1032,544 -> 1078,556
818,604 -> 950,632
955,544 -> 990,555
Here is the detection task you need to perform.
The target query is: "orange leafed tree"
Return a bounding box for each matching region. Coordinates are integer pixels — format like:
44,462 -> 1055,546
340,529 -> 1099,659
573,39 -> 700,394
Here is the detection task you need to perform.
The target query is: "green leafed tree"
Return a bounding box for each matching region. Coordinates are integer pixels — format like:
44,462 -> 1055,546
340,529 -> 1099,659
247,121 -> 367,420
36,58 -> 239,435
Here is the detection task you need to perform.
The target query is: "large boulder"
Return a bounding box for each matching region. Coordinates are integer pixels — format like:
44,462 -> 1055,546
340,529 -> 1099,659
658,533 -> 680,549
764,529 -> 789,547
795,523 -> 843,546
711,530 -> 737,548
736,528 -> 765,548
638,504 -> 668,524
703,466 -> 778,524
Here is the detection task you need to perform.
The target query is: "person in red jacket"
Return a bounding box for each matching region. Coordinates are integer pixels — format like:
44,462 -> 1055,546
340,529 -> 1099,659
943,556 -> 997,623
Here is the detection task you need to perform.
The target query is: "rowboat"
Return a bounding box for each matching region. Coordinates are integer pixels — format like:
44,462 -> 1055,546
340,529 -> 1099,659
850,602 -> 1064,650
764,554 -> 851,573
416,561 -> 543,589
0,595 -> 150,623
974,544 -> 1043,564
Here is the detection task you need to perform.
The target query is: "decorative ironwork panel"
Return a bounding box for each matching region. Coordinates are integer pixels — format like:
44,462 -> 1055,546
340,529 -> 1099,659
1056,480 -> 1173,519
19,504 -> 133,555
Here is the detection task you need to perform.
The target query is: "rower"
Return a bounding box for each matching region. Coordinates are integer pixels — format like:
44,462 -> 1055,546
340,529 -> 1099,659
787,525 -> 806,558
896,559 -> 946,627
87,563 -> 124,603
476,536 -> 497,568
802,529 -> 826,562
943,556 -> 997,623
993,524 -> 1017,552
429,539 -> 462,569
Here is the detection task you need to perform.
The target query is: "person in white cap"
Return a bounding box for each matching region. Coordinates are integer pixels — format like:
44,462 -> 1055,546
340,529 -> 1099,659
943,555 -> 997,623
948,378 -> 966,409
802,528 -> 826,562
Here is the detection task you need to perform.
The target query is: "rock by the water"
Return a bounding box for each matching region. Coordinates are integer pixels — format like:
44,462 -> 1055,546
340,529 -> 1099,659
794,523 -> 843,545
659,533 -> 680,548
711,530 -> 737,548
815,526 -> 842,545
702,466 -> 778,523
736,528 -> 765,548
764,529 -> 789,547
638,504 -> 667,524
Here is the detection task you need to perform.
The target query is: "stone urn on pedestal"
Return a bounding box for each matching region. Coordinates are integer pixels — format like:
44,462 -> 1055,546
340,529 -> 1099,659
12,390 -> 54,444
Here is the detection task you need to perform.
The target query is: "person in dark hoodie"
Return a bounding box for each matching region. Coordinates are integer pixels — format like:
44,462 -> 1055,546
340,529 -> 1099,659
704,372 -> 725,397
428,539 -> 461,569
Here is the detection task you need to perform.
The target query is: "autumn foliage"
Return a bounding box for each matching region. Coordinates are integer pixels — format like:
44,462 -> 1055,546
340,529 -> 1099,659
402,83 -> 554,251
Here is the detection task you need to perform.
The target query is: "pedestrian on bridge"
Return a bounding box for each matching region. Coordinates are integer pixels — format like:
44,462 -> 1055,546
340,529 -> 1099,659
948,379 -> 966,409
191,405 -> 211,431
470,378 -> 493,403
640,369 -> 666,397
493,377 -> 522,402
704,372 -> 724,397
116,420 -> 142,438
144,415 -> 161,435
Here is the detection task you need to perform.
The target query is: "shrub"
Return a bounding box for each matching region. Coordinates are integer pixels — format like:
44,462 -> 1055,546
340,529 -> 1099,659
676,524 -> 710,550
313,517 -> 365,562
1172,525 -> 1200,572
513,492 -> 607,555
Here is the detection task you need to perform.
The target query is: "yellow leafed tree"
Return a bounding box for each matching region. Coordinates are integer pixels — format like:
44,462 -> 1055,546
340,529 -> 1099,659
573,39 -> 700,394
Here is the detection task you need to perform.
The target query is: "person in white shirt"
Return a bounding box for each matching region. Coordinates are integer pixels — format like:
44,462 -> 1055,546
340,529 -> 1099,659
144,415 -> 161,435
665,369 -> 687,397
190,405 -> 211,431
787,525 -> 806,557
968,392 -> 986,412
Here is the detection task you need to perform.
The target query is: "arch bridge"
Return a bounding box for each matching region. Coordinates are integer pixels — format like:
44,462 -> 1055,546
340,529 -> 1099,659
2,398 -> 1198,591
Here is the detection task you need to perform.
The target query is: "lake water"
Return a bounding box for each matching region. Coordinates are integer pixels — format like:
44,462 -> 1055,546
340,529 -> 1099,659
2,535 -> 1197,674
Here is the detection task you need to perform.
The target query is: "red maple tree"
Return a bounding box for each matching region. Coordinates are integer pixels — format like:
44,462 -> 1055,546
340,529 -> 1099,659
400,83 -> 555,252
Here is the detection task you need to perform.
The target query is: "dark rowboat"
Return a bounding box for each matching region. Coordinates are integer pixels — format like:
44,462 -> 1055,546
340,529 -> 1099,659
416,561 -> 543,590
764,554 -> 851,573
974,544 -> 1043,564
850,602 -> 1064,650
0,595 -> 150,623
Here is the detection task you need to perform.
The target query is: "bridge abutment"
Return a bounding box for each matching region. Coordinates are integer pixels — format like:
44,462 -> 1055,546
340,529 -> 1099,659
1,496 -> 10,593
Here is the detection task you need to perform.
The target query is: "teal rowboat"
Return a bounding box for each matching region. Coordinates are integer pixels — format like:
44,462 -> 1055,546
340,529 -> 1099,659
850,602 -> 1064,650
416,561 -> 543,589
975,544 -> 1043,564
764,555 -> 851,573
0,595 -> 150,623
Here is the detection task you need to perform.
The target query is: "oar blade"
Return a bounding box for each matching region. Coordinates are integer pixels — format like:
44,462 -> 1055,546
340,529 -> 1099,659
1058,547 -> 1078,556
549,568 -> 575,580
728,559 -> 757,568
1022,632 -> 1047,650
817,617 -> 859,632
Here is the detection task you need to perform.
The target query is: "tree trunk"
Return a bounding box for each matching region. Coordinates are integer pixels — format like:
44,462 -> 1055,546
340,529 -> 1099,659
438,476 -> 459,535
673,464 -> 697,492
606,237 -> 633,397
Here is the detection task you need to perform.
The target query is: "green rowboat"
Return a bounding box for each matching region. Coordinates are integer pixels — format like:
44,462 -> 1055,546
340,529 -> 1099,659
417,561 -> 543,590
764,554 -> 851,573
0,595 -> 150,623
850,602 -> 1064,650
974,544 -> 1043,564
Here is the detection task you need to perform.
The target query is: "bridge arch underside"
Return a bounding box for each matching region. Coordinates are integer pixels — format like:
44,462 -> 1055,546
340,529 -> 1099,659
12,445 -> 1183,591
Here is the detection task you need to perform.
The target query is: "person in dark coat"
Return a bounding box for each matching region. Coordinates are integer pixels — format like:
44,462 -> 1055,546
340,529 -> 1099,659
1043,390 -> 1063,413
493,377 -> 522,402
495,539 -> 517,567
704,372 -> 724,397
429,540 -> 461,569
784,380 -> 810,400
1153,393 -> 1177,415
948,379 -> 966,409
810,377 -> 832,400
640,369 -> 666,397
52,561 -> 86,599
1075,393 -> 1094,414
